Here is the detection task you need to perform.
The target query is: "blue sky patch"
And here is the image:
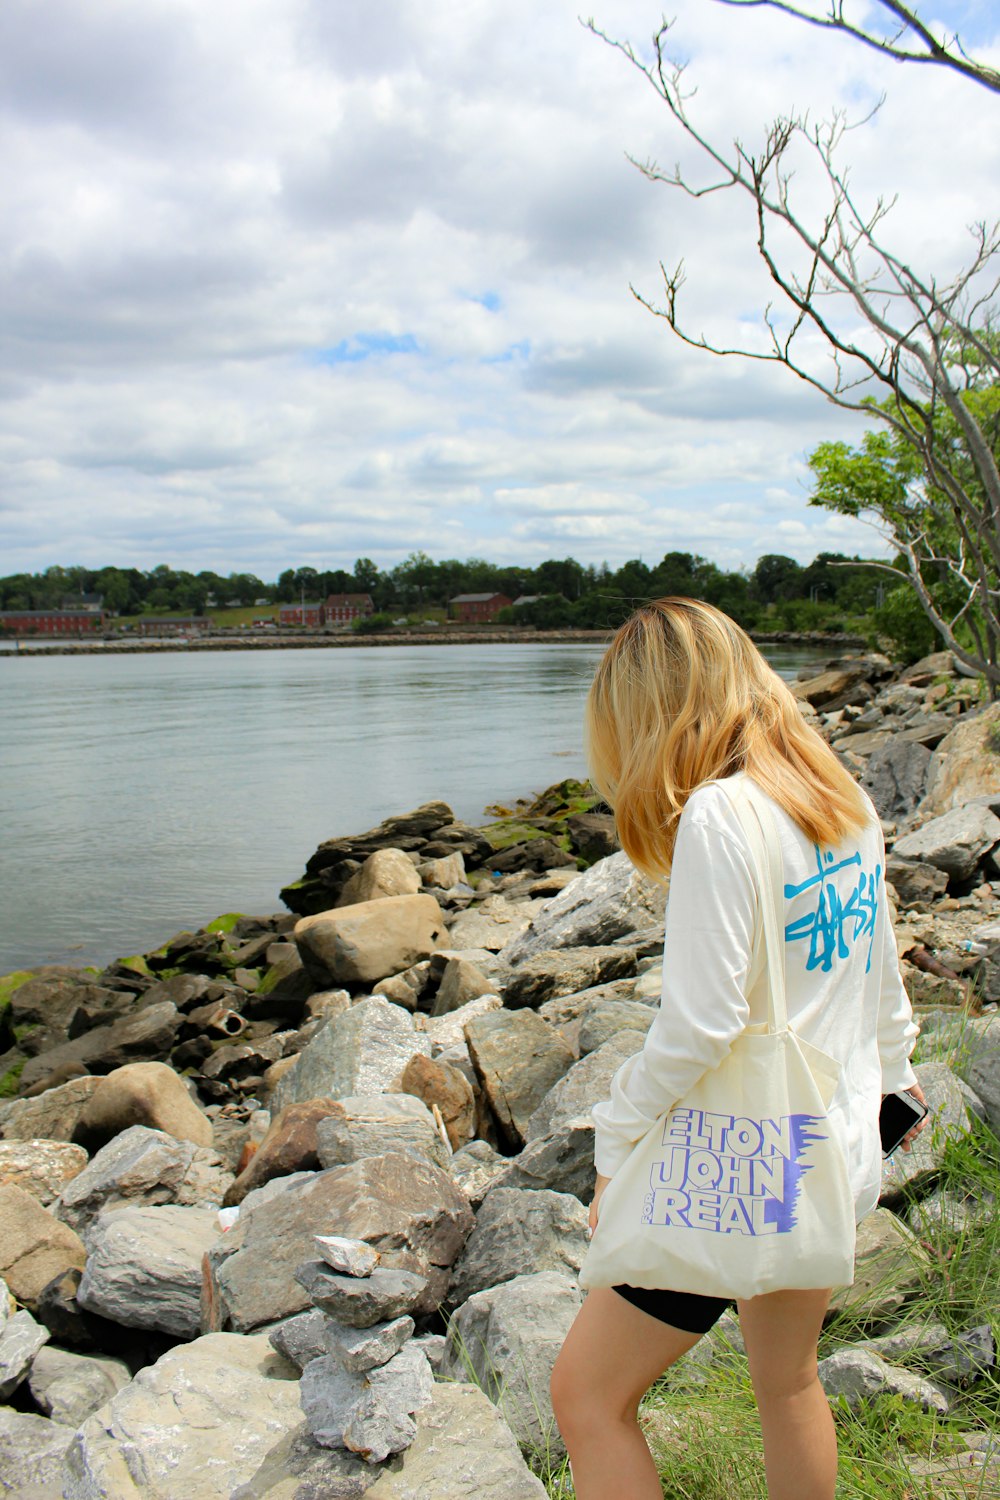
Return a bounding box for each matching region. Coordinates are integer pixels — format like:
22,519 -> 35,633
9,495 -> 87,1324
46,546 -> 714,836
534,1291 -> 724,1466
313,333 -> 420,365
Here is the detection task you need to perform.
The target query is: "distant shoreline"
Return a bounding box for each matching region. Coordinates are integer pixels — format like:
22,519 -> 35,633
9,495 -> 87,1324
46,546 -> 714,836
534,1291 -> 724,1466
0,627 -> 865,657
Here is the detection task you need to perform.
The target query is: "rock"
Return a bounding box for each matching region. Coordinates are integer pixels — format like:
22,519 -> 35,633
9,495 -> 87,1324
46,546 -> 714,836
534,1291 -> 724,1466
496,1119 -> 596,1200
18,1003 -> 183,1093
204,1154 -> 473,1332
504,945 -> 638,1011
0,1186 -> 86,1309
523,1029 -> 646,1142
63,1332 -> 302,1500
464,1010 -> 574,1150
828,1209 -> 933,1325
374,964 -> 430,1012
270,997 -> 430,1114
448,1187 -> 589,1305
418,851 -> 467,889
578,1000 -> 655,1055
315,1095 -> 451,1170
298,1355 -> 365,1447
28,1345 -> 131,1426
363,1380 -> 548,1499
792,663 -> 875,710
399,1053 -> 476,1152
295,895 -> 445,986
229,1420 -> 373,1499
448,1140 -> 510,1206
326,1315 -> 414,1372
447,895 -> 542,953
0,1407 -> 75,1497
76,1061 -> 214,1148
899,650 -> 958,685
0,1308 -> 49,1400
314,1235 -> 381,1278
442,1269 -> 582,1456
267,1309 -> 330,1371
855,1320 -> 995,1388
0,1140 -> 88,1205
504,852 -> 668,964
54,1125 -> 233,1239
0,1075 -> 101,1142
341,1342 -> 435,1463
223,1099 -> 342,1206
77,1204 -> 221,1338
953,1013 -> 1000,1134
295,1265 -> 429,1328
861,739 -> 933,823
893,805 -> 1000,882
537,977 -> 640,1030
885,855 -> 950,907
880,1063 -> 986,1203
419,993 -> 502,1053
908,1185 -> 995,1236
919,703 -> 1000,817
432,957 -> 494,1015
817,1347 -> 949,1413
337,849 -> 422,908
564,812 -> 618,863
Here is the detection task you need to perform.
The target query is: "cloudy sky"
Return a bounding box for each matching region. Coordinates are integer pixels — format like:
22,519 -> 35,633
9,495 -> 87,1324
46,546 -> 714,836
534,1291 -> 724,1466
2,0 -> 997,581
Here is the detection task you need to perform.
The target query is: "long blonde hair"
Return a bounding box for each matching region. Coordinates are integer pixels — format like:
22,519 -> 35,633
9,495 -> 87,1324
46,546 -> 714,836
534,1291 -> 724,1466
586,598 -> 869,877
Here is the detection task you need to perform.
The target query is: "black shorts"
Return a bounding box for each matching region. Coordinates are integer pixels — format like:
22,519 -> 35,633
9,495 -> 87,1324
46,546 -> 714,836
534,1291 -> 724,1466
612,1284 -> 733,1335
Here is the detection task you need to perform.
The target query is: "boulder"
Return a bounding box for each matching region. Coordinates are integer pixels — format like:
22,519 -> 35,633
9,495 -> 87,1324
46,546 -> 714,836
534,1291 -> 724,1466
442,1270 -> 583,1456
54,1125 -> 233,1239
18,1003 -> 183,1092
0,1407 -> 75,1496
919,703 -> 1000,817
432,957 -> 494,1015
267,1309 -> 329,1372
828,1209 -> 933,1326
223,1098 -> 342,1206
446,896 -> 542,954
899,650 -> 958,685
578,1000 -> 655,1055
337,849 -> 422,908
861,739 -> 932,823
63,1332 -> 302,1500
884,855 -> 949,907
77,1204 -> 222,1338
0,1139 -> 88,1205
399,1053 -> 476,1152
954,1013 -> 1000,1134
465,1010 -> 574,1150
28,1345 -> 131,1427
0,1308 -> 49,1400
315,1095 -> 451,1170
296,1264 -> 428,1329
418,851 -> 467,889
448,1140 -> 510,1206
340,1342 -> 435,1463
448,1187 -> 589,1305
0,1186 -> 86,1309
817,1347 -> 949,1413
893,804 -> 1000,882
326,1314 -> 414,1372
504,852 -> 667,964
496,1119 -> 596,1201
565,812 -> 618,863
0,1074 -> 101,1142
270,997 -> 430,1114
880,1063 -> 986,1203
295,895 -> 446,985
76,1061 -> 213,1148
792,663 -> 875,711
504,945 -> 638,1011
374,963 -> 430,1012
204,1153 -> 473,1333
523,1029 -> 646,1142
229,1420 -> 375,1499
419,993 -> 502,1054
855,1320 -> 995,1388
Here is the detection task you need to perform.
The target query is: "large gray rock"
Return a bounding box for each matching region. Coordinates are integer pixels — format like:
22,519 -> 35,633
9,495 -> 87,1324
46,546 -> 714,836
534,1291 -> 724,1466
884,855 -> 949,907
431,957 -> 493,1016
270,998 -> 430,1114
77,1204 -> 221,1338
204,1154 -> 473,1332
854,1320 -> 995,1388
0,1407 -> 76,1497
326,1315 -> 415,1372
817,1347 -> 949,1413
267,1309 -> 329,1372
504,946 -> 638,1011
496,1119 -> 596,1201
448,1140 -> 510,1206
446,896 -> 543,954
336,849 -> 421,908
18,1003 -> 183,1092
420,993 -> 502,1053
919,702 -> 1000,817
0,1309 -> 49,1400
0,1075 -> 101,1143
465,1010 -> 574,1150
578,1000 -> 655,1055
954,1013 -> 1000,1134
53,1125 -> 233,1239
504,852 -> 667,964
448,1188 -> 589,1305
0,1139 -> 89,1205
28,1345 -> 131,1427
341,1342 -> 435,1463
829,1209 -> 933,1325
442,1270 -> 583,1456
893,804 -> 1000,882
295,1264 -> 428,1328
230,1421 -> 373,1499
63,1333 -> 302,1500
524,1029 -> 646,1142
315,1095 -> 450,1171
0,1185 -> 86,1309
861,739 -> 932,823
880,1063 -> 986,1203
295,895 -> 445,985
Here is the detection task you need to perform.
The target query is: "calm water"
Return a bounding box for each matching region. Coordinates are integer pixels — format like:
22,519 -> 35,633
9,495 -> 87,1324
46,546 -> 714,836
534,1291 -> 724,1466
0,643 -> 824,973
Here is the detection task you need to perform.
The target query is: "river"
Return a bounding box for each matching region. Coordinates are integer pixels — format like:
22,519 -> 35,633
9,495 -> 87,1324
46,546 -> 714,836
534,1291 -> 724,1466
0,642 -> 826,972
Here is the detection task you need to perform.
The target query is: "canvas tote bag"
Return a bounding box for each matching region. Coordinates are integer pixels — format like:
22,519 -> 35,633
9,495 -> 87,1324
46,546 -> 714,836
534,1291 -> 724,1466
578,777 -> 856,1301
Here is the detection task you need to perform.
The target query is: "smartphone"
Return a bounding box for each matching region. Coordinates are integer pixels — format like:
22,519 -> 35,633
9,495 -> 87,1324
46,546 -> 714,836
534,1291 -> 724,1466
880,1089 -> 929,1157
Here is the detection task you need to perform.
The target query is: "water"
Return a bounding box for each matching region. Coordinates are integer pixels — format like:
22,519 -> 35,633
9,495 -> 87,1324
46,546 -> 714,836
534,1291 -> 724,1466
0,642 -> 824,973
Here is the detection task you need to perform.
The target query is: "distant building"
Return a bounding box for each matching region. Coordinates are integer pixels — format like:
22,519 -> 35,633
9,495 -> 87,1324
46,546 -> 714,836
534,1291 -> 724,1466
279,602 -> 325,628
511,595 -> 541,609
60,593 -> 104,613
325,593 -> 374,625
136,617 -> 212,636
0,609 -> 105,636
449,592 -> 512,624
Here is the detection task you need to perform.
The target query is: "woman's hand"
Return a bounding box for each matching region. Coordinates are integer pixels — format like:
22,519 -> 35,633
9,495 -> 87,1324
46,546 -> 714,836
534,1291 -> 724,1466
588,1172 -> 612,1236
896,1082 -> 929,1153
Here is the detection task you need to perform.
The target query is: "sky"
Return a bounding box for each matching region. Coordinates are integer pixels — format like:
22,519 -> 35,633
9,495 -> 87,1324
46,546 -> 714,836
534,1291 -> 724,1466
1,0 -> 998,581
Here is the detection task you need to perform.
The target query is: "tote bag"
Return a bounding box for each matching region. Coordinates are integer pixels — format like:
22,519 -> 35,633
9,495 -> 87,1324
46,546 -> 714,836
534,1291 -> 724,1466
578,778 -> 856,1301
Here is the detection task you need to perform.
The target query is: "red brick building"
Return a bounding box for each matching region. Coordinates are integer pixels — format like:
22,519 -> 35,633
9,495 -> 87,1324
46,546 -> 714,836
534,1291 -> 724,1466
0,609 -> 105,636
279,602 -> 325,628
449,592 -> 512,624
325,593 -> 374,625
136,617 -> 212,636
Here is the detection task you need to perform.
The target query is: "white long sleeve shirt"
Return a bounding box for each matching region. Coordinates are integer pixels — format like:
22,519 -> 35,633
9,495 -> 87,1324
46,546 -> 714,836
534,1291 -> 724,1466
591,772 -> 919,1221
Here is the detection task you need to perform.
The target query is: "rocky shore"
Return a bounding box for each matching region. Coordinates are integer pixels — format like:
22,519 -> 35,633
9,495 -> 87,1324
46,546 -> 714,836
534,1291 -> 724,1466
1,647 -> 999,1497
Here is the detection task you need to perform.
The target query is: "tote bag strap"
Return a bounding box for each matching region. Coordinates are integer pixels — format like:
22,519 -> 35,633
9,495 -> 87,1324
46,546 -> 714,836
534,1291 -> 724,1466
718,777 -> 789,1036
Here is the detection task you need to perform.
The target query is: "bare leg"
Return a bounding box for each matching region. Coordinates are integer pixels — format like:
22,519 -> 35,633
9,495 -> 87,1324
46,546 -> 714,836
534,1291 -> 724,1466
550,1287 -> 702,1500
737,1288 -> 836,1500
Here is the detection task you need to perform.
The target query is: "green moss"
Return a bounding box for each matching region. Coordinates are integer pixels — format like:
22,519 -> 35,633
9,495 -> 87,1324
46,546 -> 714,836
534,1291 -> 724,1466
204,912 -> 245,935
0,1058 -> 26,1098
114,954 -> 153,978
12,1022 -> 37,1044
0,970 -> 34,1011
255,962 -> 289,997
480,820 -> 549,851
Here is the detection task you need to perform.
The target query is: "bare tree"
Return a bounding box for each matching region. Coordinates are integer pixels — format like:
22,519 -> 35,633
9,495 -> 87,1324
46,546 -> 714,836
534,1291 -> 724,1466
588,4 -> 1000,687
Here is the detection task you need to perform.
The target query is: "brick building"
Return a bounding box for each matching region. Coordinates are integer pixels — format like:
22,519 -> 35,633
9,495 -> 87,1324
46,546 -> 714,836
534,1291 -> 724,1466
325,593 -> 375,625
279,602 -> 325,628
449,592 -> 512,624
0,609 -> 105,636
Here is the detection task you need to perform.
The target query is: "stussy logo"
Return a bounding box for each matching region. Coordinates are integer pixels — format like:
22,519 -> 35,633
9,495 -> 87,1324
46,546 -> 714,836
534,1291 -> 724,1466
784,848 -> 880,973
641,1108 -> 827,1236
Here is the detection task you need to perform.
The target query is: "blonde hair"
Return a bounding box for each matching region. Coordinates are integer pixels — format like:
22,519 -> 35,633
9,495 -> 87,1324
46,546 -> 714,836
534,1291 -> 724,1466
586,598 -> 869,877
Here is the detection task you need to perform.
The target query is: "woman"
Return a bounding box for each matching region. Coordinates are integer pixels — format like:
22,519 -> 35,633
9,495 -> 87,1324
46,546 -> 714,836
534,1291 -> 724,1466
550,599 -> 926,1500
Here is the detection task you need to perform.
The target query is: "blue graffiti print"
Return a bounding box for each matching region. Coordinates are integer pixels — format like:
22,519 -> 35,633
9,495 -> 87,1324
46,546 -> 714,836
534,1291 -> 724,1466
642,1108 -> 828,1236
783,847 -> 880,973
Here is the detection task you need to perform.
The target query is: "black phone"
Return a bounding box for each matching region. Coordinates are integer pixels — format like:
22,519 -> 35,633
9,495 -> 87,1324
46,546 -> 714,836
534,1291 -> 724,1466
880,1090 -> 928,1157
